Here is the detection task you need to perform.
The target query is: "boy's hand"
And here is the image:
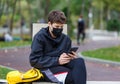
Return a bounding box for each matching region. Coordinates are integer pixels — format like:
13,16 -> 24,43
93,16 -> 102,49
59,53 -> 72,65
67,51 -> 77,59
59,52 -> 78,65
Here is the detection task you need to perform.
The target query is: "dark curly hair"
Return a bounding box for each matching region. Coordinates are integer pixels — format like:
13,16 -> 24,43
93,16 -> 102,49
48,10 -> 66,24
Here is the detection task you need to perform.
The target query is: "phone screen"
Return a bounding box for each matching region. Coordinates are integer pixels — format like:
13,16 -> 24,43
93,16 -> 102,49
68,47 -> 78,54
70,47 -> 78,52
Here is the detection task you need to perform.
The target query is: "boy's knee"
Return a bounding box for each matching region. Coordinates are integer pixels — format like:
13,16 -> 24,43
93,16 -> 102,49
74,58 -> 85,67
76,58 -> 84,63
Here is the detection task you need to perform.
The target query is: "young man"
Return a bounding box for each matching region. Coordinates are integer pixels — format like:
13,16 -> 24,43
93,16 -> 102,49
29,10 -> 86,84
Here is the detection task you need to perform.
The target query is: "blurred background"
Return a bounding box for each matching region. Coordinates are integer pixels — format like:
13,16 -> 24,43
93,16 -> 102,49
0,0 -> 120,43
0,0 -> 120,81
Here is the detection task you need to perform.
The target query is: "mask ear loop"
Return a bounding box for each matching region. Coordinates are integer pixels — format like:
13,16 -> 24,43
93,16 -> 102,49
48,23 -> 57,38
48,22 -> 53,32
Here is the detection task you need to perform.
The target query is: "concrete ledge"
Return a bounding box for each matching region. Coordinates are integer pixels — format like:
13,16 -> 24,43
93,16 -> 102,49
82,55 -> 120,67
33,82 -> 57,84
0,79 -> 57,84
0,79 -> 7,84
1,79 -> 120,84
79,53 -> 120,67
87,81 -> 120,84
0,79 -> 120,84
33,81 -> 120,84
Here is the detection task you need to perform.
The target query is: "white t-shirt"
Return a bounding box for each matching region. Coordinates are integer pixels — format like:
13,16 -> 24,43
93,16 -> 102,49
4,33 -> 13,42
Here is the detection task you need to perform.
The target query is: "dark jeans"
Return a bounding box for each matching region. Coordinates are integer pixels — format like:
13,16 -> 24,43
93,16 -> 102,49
77,32 -> 85,44
65,58 -> 87,84
0,37 -> 5,41
42,58 -> 87,84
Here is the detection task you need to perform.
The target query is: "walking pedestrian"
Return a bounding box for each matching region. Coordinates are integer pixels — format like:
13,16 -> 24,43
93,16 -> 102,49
77,15 -> 85,45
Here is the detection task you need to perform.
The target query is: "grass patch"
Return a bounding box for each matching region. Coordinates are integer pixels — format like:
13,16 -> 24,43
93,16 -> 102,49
0,40 -> 32,48
0,66 -> 13,79
82,45 -> 120,62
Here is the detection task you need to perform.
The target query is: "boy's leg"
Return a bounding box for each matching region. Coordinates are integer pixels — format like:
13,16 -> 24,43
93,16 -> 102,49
77,32 -> 80,45
41,66 -> 70,83
65,58 -> 87,84
82,32 -> 85,42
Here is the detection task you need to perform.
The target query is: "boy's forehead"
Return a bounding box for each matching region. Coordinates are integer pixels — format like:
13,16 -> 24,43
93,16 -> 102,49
52,23 -> 63,26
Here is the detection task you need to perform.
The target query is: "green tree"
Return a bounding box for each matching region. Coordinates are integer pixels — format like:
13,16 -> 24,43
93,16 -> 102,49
9,0 -> 17,32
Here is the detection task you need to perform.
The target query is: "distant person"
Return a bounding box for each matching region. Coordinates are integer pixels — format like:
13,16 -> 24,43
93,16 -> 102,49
77,15 -> 85,45
2,23 -> 8,28
0,33 -> 5,41
20,16 -> 26,28
39,18 -> 45,23
4,32 -> 13,42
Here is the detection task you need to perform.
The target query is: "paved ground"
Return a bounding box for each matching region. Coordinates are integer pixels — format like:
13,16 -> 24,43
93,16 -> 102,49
0,39 -> 120,81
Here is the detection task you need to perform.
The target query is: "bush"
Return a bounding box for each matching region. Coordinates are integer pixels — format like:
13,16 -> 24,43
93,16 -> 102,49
107,19 -> 120,33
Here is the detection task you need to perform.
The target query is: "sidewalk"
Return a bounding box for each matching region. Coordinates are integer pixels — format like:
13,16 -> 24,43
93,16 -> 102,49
0,39 -> 120,81
73,38 -> 120,81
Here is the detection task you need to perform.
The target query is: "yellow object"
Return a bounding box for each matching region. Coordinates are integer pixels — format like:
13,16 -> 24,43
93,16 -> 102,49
6,68 -> 43,84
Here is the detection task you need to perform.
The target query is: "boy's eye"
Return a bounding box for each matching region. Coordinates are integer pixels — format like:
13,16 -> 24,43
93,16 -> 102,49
55,26 -> 63,28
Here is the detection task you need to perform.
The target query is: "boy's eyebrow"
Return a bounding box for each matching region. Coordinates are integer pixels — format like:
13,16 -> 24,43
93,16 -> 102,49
55,26 -> 63,28
55,25 -> 63,27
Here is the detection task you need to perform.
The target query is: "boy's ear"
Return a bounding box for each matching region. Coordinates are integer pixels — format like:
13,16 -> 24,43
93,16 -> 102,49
48,22 -> 51,26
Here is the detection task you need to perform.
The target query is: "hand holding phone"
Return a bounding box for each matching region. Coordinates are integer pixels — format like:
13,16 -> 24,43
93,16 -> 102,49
68,47 -> 78,54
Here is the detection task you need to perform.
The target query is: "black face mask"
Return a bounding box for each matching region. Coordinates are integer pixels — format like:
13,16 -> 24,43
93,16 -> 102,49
52,28 -> 63,37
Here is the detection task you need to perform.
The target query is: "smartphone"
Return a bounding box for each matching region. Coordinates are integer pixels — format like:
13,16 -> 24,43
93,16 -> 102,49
68,47 -> 79,54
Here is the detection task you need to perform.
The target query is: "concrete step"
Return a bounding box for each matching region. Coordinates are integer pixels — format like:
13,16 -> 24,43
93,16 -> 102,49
0,79 -> 7,84
87,81 -> 120,84
33,81 -> 120,84
1,79 -> 120,84
33,82 -> 57,84
0,79 -> 57,84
